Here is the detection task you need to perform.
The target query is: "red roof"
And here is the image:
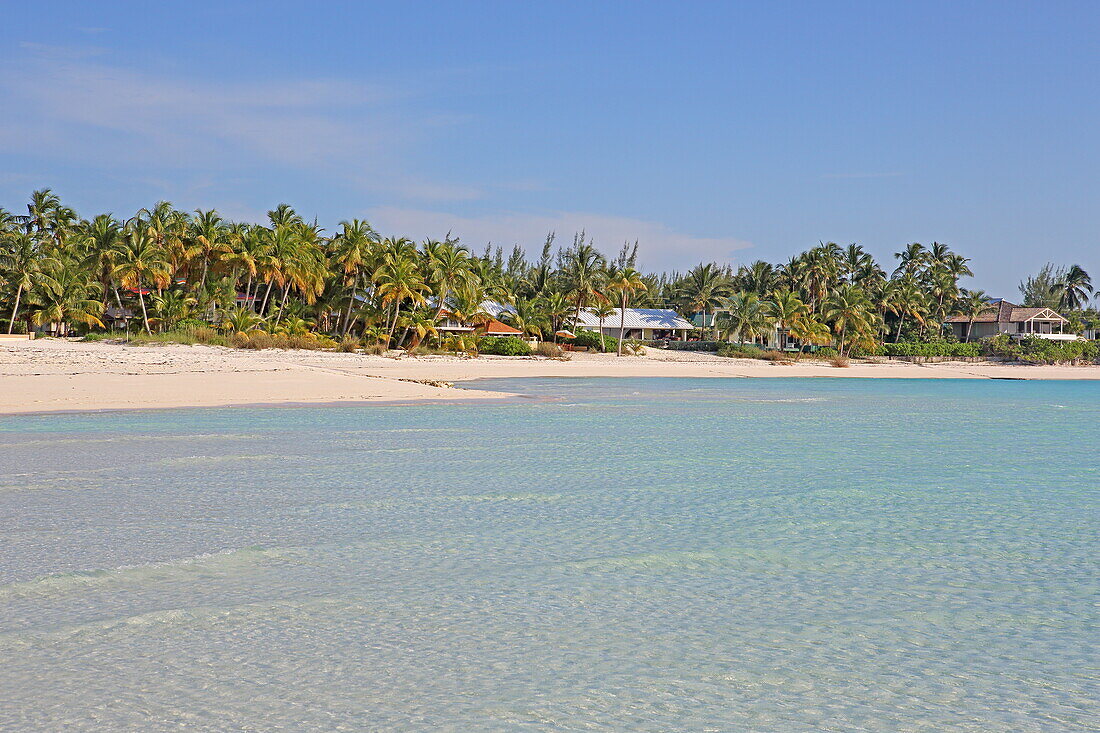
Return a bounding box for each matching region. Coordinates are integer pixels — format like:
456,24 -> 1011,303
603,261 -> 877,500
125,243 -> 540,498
483,318 -> 522,335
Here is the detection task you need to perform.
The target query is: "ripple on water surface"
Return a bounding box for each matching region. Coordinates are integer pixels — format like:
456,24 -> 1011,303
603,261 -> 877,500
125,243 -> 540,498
0,377 -> 1097,731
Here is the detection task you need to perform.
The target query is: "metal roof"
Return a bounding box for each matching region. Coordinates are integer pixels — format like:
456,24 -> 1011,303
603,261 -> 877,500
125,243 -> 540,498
576,308 -> 694,331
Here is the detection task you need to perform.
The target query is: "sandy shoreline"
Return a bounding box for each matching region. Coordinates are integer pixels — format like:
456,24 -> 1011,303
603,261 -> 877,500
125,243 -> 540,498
1,339 -> 1098,415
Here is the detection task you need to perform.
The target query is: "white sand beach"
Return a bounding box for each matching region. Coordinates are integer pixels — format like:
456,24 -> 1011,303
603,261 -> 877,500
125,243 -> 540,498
2,339 -> 1098,415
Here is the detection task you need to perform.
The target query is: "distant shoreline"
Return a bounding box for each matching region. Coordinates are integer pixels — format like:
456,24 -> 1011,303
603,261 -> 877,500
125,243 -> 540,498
2,339 -> 1099,416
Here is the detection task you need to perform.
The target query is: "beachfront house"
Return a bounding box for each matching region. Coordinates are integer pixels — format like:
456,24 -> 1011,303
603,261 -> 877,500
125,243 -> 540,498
436,309 -> 525,338
576,308 -> 695,341
693,312 -> 804,350
944,299 -> 1076,341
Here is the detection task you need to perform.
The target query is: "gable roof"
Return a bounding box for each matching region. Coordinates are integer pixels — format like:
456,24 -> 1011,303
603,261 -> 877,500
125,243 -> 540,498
576,308 -> 694,330
945,300 -> 1068,324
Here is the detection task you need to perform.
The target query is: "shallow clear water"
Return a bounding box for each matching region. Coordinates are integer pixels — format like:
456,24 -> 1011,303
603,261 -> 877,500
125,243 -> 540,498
1,377 -> 1097,731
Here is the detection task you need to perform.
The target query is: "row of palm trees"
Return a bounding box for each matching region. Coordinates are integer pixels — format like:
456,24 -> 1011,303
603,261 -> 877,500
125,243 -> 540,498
1,190 -> 1095,353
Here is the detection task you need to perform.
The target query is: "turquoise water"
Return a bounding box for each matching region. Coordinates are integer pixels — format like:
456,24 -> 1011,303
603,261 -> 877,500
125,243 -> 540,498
1,377 -> 1097,731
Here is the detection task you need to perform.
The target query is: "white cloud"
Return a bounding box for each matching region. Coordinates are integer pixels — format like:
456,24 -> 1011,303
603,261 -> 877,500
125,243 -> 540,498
0,46 -> 477,202
369,207 -> 754,270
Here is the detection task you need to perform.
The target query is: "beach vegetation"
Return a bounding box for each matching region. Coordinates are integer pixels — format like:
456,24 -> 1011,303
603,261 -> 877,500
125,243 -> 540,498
1,189 -> 1097,363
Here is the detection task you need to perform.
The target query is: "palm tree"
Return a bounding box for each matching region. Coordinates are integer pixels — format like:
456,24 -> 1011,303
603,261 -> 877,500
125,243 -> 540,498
893,242 -> 928,277
678,263 -> 732,338
788,314 -> 833,354
541,291 -> 572,342
607,267 -> 647,356
151,290 -> 197,331
722,291 -> 771,346
1,231 -> 48,333
220,305 -> 264,334
189,209 -> 229,298
561,238 -> 606,328
956,289 -> 992,342
112,230 -> 171,334
766,290 -> 807,351
503,296 -> 549,339
331,219 -> 378,334
77,214 -> 125,310
823,284 -> 875,356
427,240 -> 476,321
373,250 -> 428,345
884,277 -> 928,342
30,261 -> 104,336
590,300 -> 617,351
1058,264 -> 1092,311
402,308 -> 440,350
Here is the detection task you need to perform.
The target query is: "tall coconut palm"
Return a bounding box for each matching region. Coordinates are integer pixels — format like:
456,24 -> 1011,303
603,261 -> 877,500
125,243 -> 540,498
1,231 -> 48,333
893,242 -> 928,277
885,277 -> 928,342
823,284 -> 875,356
678,263 -> 732,338
373,251 -> 428,345
607,267 -> 647,356
1058,264 -> 1093,311
590,300 -> 617,351
332,219 -> 378,334
561,239 -> 606,328
112,230 -> 171,334
189,209 -> 228,297
427,240 -> 476,321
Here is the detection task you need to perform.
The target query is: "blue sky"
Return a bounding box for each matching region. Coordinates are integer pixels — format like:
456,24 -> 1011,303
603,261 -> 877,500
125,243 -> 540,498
2,1 -> 1098,294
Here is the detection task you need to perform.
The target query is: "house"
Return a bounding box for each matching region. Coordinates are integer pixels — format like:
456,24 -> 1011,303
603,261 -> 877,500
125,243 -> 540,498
576,308 -> 695,340
436,309 -> 524,338
944,299 -> 1075,340
104,306 -> 136,330
692,312 -> 805,350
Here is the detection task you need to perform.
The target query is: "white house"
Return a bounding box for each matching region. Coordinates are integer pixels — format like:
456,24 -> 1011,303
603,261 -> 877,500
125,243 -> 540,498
576,308 -> 695,340
944,299 -> 1076,341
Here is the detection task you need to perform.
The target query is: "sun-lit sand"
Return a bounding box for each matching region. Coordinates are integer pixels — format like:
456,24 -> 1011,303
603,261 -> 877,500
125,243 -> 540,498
1,338 -> 1098,415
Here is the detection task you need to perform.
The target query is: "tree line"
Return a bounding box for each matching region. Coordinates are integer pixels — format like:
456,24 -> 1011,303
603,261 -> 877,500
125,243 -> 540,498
1,189 -> 1096,354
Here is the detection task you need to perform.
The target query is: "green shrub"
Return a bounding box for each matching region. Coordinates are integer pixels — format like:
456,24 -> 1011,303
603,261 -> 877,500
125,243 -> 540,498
572,329 -> 618,352
717,344 -> 764,359
479,336 -> 532,356
984,335 -> 1098,364
175,317 -> 210,330
646,340 -> 721,352
881,342 -> 980,358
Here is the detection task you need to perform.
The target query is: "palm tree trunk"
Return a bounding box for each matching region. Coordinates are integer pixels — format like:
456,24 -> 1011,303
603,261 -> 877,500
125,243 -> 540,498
966,320 -> 974,342
275,288 -> 290,326
387,302 -> 402,345
7,284 -> 22,334
618,295 -> 627,356
261,280 -> 274,315
138,283 -> 152,335
343,273 -> 361,336
895,314 -> 905,342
